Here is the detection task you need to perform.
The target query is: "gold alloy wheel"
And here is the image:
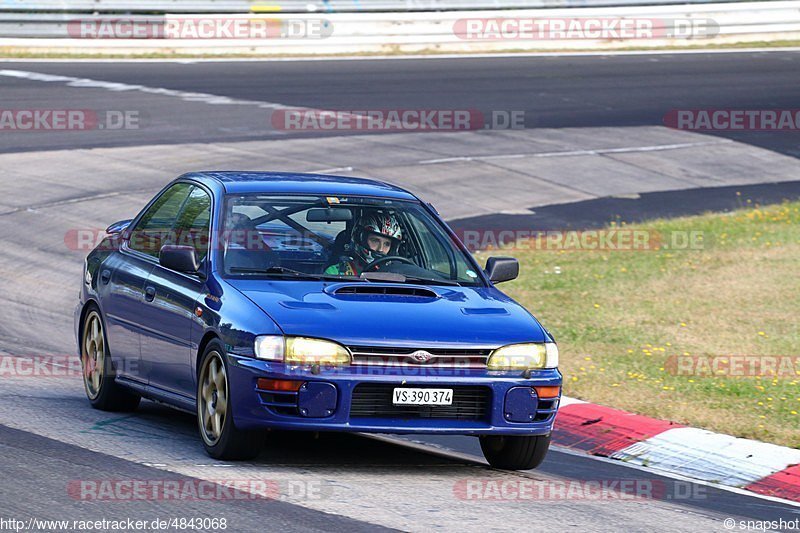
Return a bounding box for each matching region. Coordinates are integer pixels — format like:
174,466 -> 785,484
199,351 -> 229,446
82,311 -> 105,400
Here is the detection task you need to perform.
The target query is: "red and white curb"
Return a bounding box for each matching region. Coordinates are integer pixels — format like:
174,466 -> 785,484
553,397 -> 800,504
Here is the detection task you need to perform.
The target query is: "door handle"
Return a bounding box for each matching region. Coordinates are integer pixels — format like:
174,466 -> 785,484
144,286 -> 156,302
100,270 -> 111,285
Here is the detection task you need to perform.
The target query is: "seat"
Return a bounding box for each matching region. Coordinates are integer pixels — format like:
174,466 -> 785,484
224,214 -> 276,271
328,229 -> 351,261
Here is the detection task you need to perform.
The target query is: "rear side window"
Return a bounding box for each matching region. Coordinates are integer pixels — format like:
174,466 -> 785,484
128,183 -> 192,257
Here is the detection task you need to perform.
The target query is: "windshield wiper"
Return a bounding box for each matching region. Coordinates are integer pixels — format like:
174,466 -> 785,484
228,266 -> 362,282
359,271 -> 461,286
402,275 -> 461,286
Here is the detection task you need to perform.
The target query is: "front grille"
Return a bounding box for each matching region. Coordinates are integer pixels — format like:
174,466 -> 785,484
348,345 -> 491,368
535,398 -> 558,422
256,385 -> 300,416
350,384 -> 491,420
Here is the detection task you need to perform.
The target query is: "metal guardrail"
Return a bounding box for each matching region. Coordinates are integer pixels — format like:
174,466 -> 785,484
0,1 -> 798,51
0,0 -> 760,13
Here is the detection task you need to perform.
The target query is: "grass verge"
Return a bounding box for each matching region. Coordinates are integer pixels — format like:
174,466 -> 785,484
475,199 -> 800,448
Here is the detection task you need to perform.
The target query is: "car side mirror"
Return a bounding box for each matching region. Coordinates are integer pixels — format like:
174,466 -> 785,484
485,257 -> 519,283
106,219 -> 132,235
159,245 -> 200,274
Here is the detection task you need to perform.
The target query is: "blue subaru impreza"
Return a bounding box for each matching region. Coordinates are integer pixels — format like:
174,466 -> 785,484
76,172 -> 561,469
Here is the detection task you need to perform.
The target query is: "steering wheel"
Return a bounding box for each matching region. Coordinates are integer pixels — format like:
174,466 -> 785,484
365,256 -> 414,272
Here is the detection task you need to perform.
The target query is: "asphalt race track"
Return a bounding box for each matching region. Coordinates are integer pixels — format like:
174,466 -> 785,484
2,51 -> 800,155
1,51 -> 799,531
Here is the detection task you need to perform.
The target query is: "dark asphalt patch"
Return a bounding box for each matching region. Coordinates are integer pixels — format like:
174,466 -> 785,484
449,180 -> 800,232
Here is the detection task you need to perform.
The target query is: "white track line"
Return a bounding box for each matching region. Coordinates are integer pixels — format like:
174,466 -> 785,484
0,69 -> 296,110
0,69 -> 377,130
418,140 -> 734,165
557,395 -> 586,408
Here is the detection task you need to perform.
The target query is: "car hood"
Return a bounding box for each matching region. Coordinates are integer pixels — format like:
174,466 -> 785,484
227,280 -> 548,348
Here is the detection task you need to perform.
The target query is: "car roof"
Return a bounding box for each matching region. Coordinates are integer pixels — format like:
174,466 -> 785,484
181,171 -> 419,201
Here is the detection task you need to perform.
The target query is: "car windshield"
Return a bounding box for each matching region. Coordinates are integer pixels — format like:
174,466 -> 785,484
220,194 -> 483,286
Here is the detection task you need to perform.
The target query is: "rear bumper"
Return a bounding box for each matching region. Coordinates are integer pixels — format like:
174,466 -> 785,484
227,355 -> 562,436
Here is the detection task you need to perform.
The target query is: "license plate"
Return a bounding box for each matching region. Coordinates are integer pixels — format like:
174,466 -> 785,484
392,388 -> 453,406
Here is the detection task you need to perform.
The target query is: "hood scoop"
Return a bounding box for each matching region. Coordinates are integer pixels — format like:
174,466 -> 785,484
332,284 -> 439,299
461,307 -> 509,316
279,301 -> 336,310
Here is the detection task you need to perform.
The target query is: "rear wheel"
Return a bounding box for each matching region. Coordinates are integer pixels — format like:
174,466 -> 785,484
197,341 -> 264,460
479,434 -> 551,470
81,307 -> 140,412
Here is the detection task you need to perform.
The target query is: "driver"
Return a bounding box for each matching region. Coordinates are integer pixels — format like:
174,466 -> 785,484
325,211 -> 403,276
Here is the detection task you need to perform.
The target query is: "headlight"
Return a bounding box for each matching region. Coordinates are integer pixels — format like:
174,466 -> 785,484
286,337 -> 350,365
254,336 -> 351,365
487,342 -> 558,370
254,335 -> 284,361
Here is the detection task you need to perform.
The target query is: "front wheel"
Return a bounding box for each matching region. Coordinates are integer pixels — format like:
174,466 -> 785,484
197,341 -> 264,460
479,434 -> 551,470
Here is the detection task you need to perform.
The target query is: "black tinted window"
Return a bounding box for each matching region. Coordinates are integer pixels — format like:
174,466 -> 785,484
172,186 -> 212,262
129,183 -> 192,257
221,194 -> 482,285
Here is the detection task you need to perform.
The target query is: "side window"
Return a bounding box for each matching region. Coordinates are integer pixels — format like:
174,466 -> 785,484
128,183 -> 192,258
406,213 -> 453,277
173,186 -> 212,262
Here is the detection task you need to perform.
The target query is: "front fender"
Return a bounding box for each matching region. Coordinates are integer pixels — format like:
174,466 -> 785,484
193,275 -> 284,376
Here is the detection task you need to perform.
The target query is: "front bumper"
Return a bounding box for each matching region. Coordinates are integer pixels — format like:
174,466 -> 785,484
227,355 -> 562,436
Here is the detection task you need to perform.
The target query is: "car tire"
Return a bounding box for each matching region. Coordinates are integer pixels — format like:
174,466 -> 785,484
479,434 -> 551,470
80,306 -> 141,412
197,340 -> 264,461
